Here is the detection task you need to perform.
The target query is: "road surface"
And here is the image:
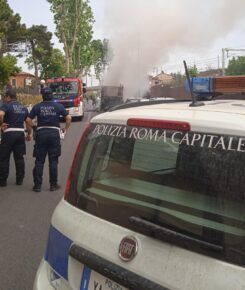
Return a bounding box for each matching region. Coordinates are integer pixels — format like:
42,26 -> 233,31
0,111 -> 96,290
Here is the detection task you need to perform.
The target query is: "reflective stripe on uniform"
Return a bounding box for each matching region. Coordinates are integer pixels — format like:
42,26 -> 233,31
37,126 -> 60,131
4,128 -> 25,133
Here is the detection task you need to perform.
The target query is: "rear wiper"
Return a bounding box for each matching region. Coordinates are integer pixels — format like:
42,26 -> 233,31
129,216 -> 223,252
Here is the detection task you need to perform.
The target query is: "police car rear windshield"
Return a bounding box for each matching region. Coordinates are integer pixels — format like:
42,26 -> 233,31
67,123 -> 245,267
49,82 -> 78,96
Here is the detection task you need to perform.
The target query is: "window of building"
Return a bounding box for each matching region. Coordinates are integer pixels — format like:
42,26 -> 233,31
11,79 -> 17,87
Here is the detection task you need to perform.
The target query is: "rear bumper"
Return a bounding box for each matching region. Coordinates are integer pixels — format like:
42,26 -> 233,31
66,104 -> 84,117
34,258 -> 73,290
33,260 -> 53,290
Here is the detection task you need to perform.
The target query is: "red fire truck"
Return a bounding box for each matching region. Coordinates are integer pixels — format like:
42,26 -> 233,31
46,77 -> 86,121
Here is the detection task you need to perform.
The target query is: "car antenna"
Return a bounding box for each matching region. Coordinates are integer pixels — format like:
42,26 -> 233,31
183,60 -> 205,107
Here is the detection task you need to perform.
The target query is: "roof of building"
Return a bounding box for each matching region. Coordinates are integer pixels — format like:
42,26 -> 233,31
11,72 -> 35,78
199,69 -> 222,77
150,72 -> 173,80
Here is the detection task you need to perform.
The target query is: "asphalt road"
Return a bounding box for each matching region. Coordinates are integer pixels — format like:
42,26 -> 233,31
0,111 -> 96,290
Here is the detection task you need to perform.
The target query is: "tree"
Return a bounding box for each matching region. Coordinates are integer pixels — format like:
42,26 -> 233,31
171,72 -> 186,86
0,0 -> 26,55
25,25 -> 53,79
48,0 -> 94,74
74,38 -> 112,83
226,56 -> 245,75
188,65 -> 199,77
78,39 -> 109,80
0,1 -> 24,91
0,54 -> 20,89
92,39 -> 112,79
91,39 -> 107,80
40,48 -> 66,79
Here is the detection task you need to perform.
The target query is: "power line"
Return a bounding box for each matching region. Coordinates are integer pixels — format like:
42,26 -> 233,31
153,48 -> 245,75
222,47 -> 245,75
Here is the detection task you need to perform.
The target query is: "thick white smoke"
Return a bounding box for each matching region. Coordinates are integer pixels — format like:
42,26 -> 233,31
102,0 -> 245,98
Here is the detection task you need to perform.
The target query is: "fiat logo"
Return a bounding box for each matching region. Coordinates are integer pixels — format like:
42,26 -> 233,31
118,236 -> 138,262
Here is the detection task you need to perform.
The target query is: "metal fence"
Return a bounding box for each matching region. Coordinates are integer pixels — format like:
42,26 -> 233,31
16,86 -> 40,95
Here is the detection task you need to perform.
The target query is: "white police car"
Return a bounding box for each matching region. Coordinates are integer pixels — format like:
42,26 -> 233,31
34,99 -> 245,290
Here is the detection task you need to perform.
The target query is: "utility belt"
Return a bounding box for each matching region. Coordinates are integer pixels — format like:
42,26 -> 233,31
36,126 -> 64,139
3,128 -> 25,133
36,126 -> 60,131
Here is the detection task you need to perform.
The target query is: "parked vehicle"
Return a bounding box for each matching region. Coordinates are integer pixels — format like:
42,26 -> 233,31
100,85 -> 124,111
46,77 -> 86,121
125,98 -> 150,103
34,99 -> 245,290
187,75 -> 245,100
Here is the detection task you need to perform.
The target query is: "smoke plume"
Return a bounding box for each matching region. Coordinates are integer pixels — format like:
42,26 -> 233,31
102,0 -> 245,98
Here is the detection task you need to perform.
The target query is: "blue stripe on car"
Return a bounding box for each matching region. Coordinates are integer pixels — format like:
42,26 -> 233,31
45,225 -> 73,280
80,266 -> 91,290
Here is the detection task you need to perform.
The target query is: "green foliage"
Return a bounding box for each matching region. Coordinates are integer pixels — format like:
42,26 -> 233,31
78,39 -> 109,79
91,39 -> 105,79
0,0 -> 26,54
171,72 -> 186,86
25,25 -> 53,79
226,56 -> 245,75
0,0 -> 12,38
0,54 -> 20,89
92,39 -> 112,79
40,48 -> 66,79
0,1 -> 23,91
188,65 -> 199,77
47,0 -> 95,74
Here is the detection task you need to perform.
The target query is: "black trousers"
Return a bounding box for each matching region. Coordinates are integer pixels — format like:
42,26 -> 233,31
33,129 -> 61,186
0,131 -> 26,184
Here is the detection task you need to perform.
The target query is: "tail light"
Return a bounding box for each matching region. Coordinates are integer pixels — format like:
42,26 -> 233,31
127,118 -> 190,131
64,123 -> 92,200
74,97 -> 80,107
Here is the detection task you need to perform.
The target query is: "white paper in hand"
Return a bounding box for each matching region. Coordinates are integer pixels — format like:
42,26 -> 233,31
60,130 -> 66,140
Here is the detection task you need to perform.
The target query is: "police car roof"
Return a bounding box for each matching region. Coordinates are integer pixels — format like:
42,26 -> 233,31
91,99 -> 245,137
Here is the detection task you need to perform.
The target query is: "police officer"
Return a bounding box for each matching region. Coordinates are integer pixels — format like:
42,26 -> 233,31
26,88 -> 71,192
0,89 -> 31,187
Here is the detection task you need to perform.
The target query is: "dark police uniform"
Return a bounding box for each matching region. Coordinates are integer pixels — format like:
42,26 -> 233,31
28,101 -> 68,189
0,101 -> 28,186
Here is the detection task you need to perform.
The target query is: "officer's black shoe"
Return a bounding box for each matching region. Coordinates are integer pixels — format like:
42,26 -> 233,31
50,184 -> 61,191
0,181 -> 7,187
16,179 -> 23,186
33,184 -> 41,192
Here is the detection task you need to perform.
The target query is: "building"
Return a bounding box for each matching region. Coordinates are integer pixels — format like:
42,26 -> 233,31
9,72 -> 35,89
149,71 -> 173,87
199,69 -> 222,77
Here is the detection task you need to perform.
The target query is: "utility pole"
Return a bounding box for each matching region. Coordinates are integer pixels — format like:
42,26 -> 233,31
137,34 -> 141,99
221,47 -> 245,76
222,48 -> 226,76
